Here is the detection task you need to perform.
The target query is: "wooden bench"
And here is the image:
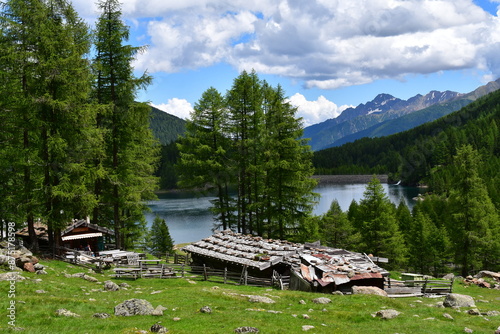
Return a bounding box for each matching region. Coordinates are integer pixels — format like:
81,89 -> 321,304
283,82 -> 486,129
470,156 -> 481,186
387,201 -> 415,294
113,267 -> 141,280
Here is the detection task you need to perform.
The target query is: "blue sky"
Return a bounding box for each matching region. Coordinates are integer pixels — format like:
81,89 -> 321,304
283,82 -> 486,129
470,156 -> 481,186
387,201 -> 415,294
73,0 -> 500,127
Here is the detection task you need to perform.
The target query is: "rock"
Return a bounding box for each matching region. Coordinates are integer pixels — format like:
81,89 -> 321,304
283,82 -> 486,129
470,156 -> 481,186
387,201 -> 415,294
83,274 -> 99,283
443,313 -> 454,320
200,306 -> 212,314
352,286 -> 388,297
464,327 -> 473,333
375,309 -> 401,319
302,325 -> 315,331
467,309 -> 481,315
114,299 -> 154,316
247,295 -> 275,304
35,290 -> 46,294
484,310 -> 500,317
299,299 -> 306,304
93,313 -> 110,318
495,326 -> 500,334
0,255 -> 15,266
312,297 -> 331,304
33,263 -> 44,271
55,309 -> 80,317
150,323 -> 168,333
302,314 -> 310,319
36,270 -> 47,275
443,294 -> 476,308
475,271 -> 500,281
104,280 -> 120,291
23,262 -> 35,273
0,272 -> 25,281
119,283 -> 131,288
442,273 -> 455,280
152,305 -> 168,316
331,291 -> 344,295
234,327 -> 259,333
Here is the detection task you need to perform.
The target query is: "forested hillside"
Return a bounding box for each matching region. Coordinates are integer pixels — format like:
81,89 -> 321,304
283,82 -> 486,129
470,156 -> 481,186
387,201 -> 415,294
149,105 -> 186,145
313,89 -> 500,205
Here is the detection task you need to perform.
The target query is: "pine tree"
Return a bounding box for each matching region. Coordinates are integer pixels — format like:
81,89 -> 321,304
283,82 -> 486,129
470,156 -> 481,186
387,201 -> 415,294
177,87 -> 234,230
261,84 -> 317,239
92,0 -> 157,249
319,200 -> 357,249
449,145 -> 500,275
1,0 -> 98,251
357,176 -> 407,268
147,215 -> 174,257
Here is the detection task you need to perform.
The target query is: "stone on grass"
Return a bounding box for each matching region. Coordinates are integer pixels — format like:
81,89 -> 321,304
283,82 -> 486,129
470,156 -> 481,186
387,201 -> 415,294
234,326 -> 259,333
119,282 -> 131,288
464,327 -> 473,333
200,306 -> 212,314
302,325 -> 315,331
375,309 -> 401,319
93,313 -> 110,318
312,297 -> 331,304
443,294 -> 475,308
352,286 -> 388,297
443,313 -> 454,320
0,272 -> 25,281
247,295 -> 275,304
56,309 -> 80,317
152,305 -> 168,316
114,299 -> 154,316
150,323 -> 168,333
36,270 -> 47,275
104,280 -> 120,291
83,274 -> 98,283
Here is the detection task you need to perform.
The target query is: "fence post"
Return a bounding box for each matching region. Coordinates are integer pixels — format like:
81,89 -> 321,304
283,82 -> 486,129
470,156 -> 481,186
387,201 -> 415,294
203,264 -> 208,281
224,267 -> 227,284
181,264 -> 185,278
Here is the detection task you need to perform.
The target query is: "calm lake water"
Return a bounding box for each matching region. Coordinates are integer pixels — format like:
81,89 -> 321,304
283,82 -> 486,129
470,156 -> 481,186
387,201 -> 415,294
145,183 -> 425,244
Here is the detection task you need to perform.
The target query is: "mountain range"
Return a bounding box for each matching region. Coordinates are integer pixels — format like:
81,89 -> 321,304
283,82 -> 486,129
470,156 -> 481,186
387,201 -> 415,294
303,78 -> 500,151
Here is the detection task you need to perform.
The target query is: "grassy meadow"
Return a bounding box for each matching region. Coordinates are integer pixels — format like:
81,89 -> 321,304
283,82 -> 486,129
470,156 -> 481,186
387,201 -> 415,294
1,259 -> 499,334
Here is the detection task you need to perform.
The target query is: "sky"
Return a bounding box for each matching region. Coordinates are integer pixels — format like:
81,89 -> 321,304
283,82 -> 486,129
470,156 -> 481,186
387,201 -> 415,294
72,0 -> 500,127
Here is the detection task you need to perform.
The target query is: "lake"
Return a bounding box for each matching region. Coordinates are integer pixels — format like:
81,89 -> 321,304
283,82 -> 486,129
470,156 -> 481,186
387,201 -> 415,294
145,182 -> 425,244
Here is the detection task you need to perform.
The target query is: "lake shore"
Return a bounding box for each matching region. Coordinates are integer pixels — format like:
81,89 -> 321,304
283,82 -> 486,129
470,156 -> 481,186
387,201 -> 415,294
156,174 -> 391,194
312,174 -> 389,184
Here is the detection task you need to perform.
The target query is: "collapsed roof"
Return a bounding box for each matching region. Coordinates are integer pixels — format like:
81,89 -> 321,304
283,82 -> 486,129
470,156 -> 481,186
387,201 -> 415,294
183,230 -> 389,289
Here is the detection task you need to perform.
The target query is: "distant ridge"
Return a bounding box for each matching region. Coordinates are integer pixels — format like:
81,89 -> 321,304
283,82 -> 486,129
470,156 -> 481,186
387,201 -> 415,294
304,78 -> 500,151
149,105 -> 186,145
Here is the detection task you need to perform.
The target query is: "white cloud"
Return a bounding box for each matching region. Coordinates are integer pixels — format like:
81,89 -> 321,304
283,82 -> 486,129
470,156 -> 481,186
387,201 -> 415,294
73,0 -> 500,89
150,99 -> 193,120
288,93 -> 352,127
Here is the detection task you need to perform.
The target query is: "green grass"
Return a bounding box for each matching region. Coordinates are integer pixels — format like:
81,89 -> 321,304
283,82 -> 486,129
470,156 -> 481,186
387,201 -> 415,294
1,260 -> 499,334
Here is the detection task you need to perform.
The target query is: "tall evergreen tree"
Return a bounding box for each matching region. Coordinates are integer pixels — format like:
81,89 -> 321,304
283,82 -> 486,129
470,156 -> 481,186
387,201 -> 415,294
448,145 -> 500,275
92,0 -> 157,249
356,176 -> 407,268
318,200 -> 357,249
1,0 -> 97,251
177,87 -> 234,230
147,215 -> 174,257
261,84 -> 317,239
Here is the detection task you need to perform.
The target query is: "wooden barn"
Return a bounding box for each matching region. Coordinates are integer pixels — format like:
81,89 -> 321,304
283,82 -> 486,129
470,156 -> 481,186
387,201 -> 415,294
16,219 -> 114,254
60,219 -> 114,253
183,230 -> 389,293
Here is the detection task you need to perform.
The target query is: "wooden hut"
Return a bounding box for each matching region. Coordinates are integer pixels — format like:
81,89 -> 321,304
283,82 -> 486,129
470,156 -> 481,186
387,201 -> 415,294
183,230 -> 389,293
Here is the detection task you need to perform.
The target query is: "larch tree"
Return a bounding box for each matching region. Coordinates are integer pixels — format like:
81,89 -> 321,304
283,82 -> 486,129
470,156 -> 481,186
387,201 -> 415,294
0,0 -> 97,251
448,144 -> 500,275
356,176 -> 407,268
92,0 -> 158,249
176,87 -> 234,230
